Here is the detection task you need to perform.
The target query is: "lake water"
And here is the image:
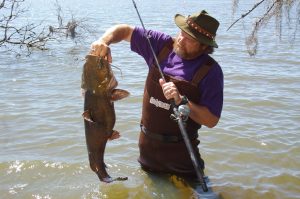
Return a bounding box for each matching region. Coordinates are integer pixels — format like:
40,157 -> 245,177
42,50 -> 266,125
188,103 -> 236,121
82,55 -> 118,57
0,0 -> 299,198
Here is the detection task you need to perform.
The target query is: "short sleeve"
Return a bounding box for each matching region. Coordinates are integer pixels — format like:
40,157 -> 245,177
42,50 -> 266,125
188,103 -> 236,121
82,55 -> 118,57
198,63 -> 224,118
130,27 -> 173,67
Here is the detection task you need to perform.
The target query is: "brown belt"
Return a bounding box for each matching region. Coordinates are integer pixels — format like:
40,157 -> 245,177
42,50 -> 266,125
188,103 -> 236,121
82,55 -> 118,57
140,125 -> 198,143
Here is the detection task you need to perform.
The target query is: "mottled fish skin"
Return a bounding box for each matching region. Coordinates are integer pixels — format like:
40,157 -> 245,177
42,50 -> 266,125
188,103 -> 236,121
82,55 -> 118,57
81,55 -> 129,182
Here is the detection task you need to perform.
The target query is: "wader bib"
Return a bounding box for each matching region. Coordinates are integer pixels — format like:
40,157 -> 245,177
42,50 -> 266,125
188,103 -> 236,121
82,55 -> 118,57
138,40 -> 216,177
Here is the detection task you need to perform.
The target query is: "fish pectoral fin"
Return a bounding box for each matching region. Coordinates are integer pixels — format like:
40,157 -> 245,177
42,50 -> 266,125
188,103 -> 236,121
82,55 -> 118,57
108,130 -> 120,141
111,89 -> 130,101
82,110 -> 94,123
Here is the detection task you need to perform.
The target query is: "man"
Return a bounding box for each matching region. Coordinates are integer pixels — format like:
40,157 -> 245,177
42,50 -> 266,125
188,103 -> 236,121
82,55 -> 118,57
91,10 -> 223,179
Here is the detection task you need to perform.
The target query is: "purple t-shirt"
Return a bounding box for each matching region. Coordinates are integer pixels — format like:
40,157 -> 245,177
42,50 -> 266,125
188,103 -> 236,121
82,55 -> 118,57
130,27 -> 223,118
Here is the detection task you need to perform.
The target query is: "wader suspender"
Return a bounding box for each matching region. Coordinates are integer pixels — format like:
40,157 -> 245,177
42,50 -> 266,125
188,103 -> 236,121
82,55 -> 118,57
152,39 -> 174,68
154,39 -> 215,84
191,56 -> 215,86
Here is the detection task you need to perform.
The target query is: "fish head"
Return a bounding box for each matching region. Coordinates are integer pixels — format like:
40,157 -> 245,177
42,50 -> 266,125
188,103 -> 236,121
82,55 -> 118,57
82,55 -> 118,95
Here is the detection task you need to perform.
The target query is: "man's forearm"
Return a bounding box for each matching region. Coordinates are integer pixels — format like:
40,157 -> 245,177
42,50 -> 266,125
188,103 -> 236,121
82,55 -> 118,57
91,24 -> 133,61
100,24 -> 133,45
188,101 -> 219,128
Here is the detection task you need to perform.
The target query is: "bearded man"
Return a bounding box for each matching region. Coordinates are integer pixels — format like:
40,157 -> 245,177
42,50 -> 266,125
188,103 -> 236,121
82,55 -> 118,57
91,10 -> 223,179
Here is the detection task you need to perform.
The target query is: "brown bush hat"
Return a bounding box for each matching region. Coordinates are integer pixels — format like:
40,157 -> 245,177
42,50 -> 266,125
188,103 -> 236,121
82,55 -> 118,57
174,10 -> 219,48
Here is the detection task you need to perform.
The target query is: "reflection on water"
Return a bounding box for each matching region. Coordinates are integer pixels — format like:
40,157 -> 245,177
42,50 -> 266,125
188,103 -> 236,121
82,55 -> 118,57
1,0 -> 300,198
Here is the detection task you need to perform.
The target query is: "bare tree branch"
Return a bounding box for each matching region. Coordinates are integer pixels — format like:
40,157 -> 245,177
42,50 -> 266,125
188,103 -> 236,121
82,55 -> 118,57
229,0 -> 300,56
0,0 -> 95,56
227,0 -> 267,31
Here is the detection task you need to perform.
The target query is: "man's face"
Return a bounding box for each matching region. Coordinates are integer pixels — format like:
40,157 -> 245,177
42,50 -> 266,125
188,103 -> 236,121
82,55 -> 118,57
174,30 -> 207,59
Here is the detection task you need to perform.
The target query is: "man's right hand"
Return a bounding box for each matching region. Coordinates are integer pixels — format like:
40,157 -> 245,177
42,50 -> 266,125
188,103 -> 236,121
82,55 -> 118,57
89,24 -> 134,63
90,39 -> 112,63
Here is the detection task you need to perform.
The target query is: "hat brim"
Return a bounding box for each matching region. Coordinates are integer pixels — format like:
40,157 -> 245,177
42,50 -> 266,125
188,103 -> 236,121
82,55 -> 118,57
174,14 -> 218,48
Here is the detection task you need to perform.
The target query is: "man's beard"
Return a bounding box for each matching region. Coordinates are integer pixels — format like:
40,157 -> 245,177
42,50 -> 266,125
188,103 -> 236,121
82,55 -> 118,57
173,41 -> 188,59
173,40 -> 201,60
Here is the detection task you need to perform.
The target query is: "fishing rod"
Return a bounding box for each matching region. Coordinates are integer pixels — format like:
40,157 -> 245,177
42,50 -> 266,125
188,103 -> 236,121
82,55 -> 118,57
131,0 -> 208,192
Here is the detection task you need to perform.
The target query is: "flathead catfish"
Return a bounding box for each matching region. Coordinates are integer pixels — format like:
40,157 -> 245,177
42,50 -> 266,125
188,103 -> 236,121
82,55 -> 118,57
81,54 -> 129,183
